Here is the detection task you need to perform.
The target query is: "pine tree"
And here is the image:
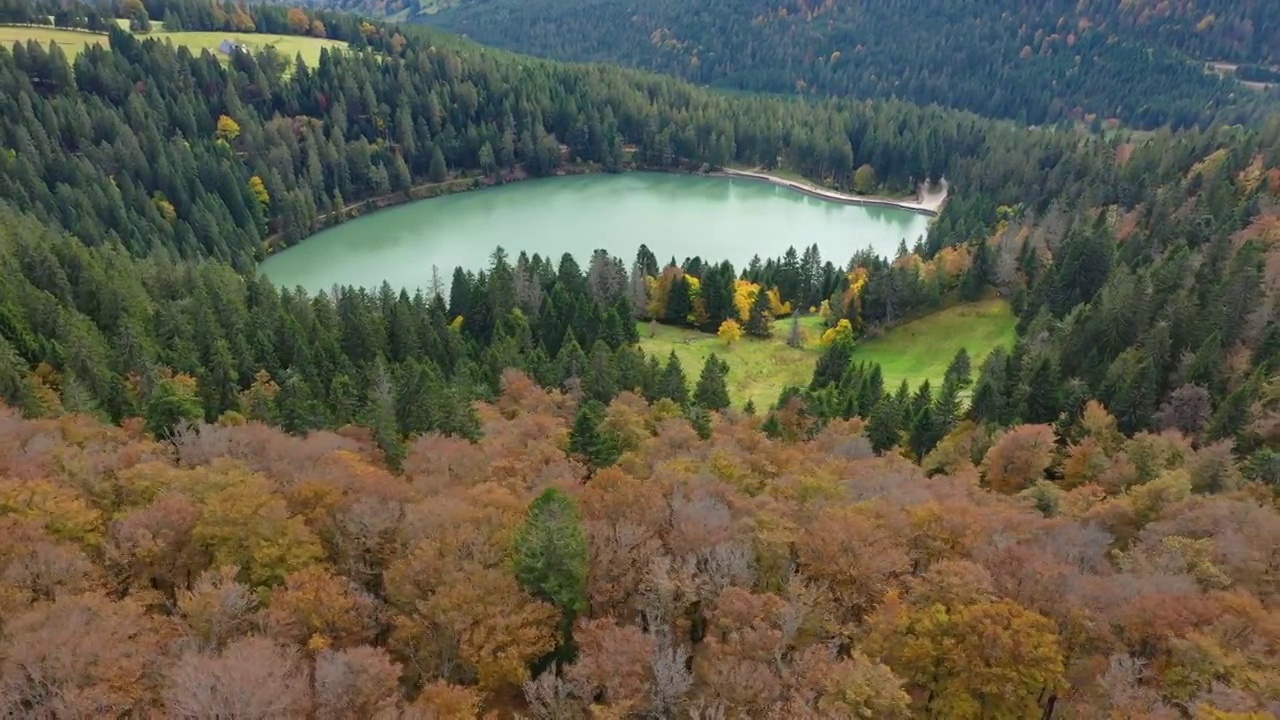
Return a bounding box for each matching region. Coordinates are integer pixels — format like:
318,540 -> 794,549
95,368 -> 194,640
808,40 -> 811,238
693,354 -> 730,410
428,144 -> 448,183
568,399 -> 621,469
688,405 -> 713,439
658,351 -> 689,404
866,399 -> 901,455
908,403 -> 942,461
811,333 -> 855,390
513,488 -> 589,626
746,287 -> 773,338
961,240 -> 991,300
1018,354 -> 1062,425
582,340 -> 619,403
944,348 -> 973,388
934,375 -> 963,436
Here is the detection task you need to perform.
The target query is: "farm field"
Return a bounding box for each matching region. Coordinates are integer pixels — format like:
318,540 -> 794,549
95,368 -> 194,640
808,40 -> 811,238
638,298 -> 1017,408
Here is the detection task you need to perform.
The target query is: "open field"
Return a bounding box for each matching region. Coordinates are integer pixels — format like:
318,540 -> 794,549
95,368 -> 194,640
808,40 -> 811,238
1,25 -> 346,66
639,315 -> 825,408
0,26 -> 107,58
848,298 -> 1017,391
146,31 -> 347,67
638,298 -> 1017,408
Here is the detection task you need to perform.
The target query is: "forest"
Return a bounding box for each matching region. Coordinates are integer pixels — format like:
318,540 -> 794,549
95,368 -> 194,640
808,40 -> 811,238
0,0 -> 1279,715
420,0 -> 1280,130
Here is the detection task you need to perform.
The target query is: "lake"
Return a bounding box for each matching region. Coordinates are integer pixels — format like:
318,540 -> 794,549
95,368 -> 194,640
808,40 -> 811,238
259,172 -> 932,293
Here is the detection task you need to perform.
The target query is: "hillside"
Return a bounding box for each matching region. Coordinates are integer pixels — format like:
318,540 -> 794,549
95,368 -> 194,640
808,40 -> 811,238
413,0 -> 1280,129
1,0 -> 1279,714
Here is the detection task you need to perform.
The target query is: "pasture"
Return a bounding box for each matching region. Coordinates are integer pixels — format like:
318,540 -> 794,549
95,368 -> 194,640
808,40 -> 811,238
638,298 -> 1017,408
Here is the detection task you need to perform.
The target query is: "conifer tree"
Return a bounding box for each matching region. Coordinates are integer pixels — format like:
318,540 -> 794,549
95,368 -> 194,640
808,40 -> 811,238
746,287 -> 773,338
693,354 -> 730,411
568,399 -> 620,469
428,144 -> 448,183
657,351 -> 689,404
944,348 -> 973,388
866,399 -> 901,455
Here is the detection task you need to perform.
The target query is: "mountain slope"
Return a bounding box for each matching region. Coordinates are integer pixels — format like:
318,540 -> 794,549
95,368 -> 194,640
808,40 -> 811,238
413,0 -> 1279,129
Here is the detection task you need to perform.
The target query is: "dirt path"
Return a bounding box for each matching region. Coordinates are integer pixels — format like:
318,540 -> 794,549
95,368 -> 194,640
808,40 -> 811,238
715,167 -> 948,216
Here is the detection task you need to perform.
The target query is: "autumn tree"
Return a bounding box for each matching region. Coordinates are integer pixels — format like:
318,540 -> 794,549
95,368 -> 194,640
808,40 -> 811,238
981,424 -> 1057,493
717,318 -> 742,345
854,163 -> 877,193
215,114 -> 240,142
866,597 -> 1065,719
286,7 -> 310,34
165,637 -> 312,718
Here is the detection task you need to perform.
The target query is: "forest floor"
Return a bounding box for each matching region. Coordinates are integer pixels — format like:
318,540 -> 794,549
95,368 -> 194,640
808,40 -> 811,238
0,23 -> 346,66
717,167 -> 949,215
637,298 -> 1016,408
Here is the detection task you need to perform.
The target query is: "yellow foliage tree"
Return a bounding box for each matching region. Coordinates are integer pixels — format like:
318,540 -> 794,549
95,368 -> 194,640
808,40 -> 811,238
733,279 -> 760,322
718,319 -> 743,345
821,318 -> 854,346
248,175 -> 270,211
767,288 -> 792,317
866,596 -> 1065,719
152,192 -> 177,222
192,474 -> 325,590
449,316 -> 464,331
215,114 -> 241,143
0,478 -> 103,549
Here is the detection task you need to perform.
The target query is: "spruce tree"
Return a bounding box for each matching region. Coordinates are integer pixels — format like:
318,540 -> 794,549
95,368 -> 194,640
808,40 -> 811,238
582,340 -> 619,403
688,406 -> 713,439
693,354 -> 731,410
944,348 -> 973,388
746,287 -> 773,338
568,399 -> 620,469
908,403 -> 943,461
866,399 -> 901,455
513,487 -> 589,657
428,144 -> 448,183
658,351 -> 689,404
811,334 -> 855,390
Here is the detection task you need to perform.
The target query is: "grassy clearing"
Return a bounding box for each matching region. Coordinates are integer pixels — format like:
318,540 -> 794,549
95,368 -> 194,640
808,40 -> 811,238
639,316 -> 822,408
0,25 -> 345,66
637,299 -> 1017,408
0,26 -> 107,58
848,298 -> 1017,391
145,31 -> 347,67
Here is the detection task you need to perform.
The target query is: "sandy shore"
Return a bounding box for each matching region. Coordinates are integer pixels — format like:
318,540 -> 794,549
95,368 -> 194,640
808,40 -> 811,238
714,168 -> 948,216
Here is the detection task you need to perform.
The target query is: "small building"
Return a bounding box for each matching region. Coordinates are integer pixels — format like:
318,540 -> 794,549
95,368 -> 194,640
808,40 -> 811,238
218,40 -> 247,55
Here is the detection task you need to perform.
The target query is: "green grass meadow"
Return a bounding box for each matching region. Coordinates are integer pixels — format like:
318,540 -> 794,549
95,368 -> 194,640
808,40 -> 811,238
0,26 -> 107,58
1,24 -> 346,66
848,298 -> 1017,391
638,298 -> 1017,407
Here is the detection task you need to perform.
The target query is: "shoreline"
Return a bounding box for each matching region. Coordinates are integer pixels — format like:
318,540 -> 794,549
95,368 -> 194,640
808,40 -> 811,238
713,167 -> 947,216
262,162 -> 946,254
